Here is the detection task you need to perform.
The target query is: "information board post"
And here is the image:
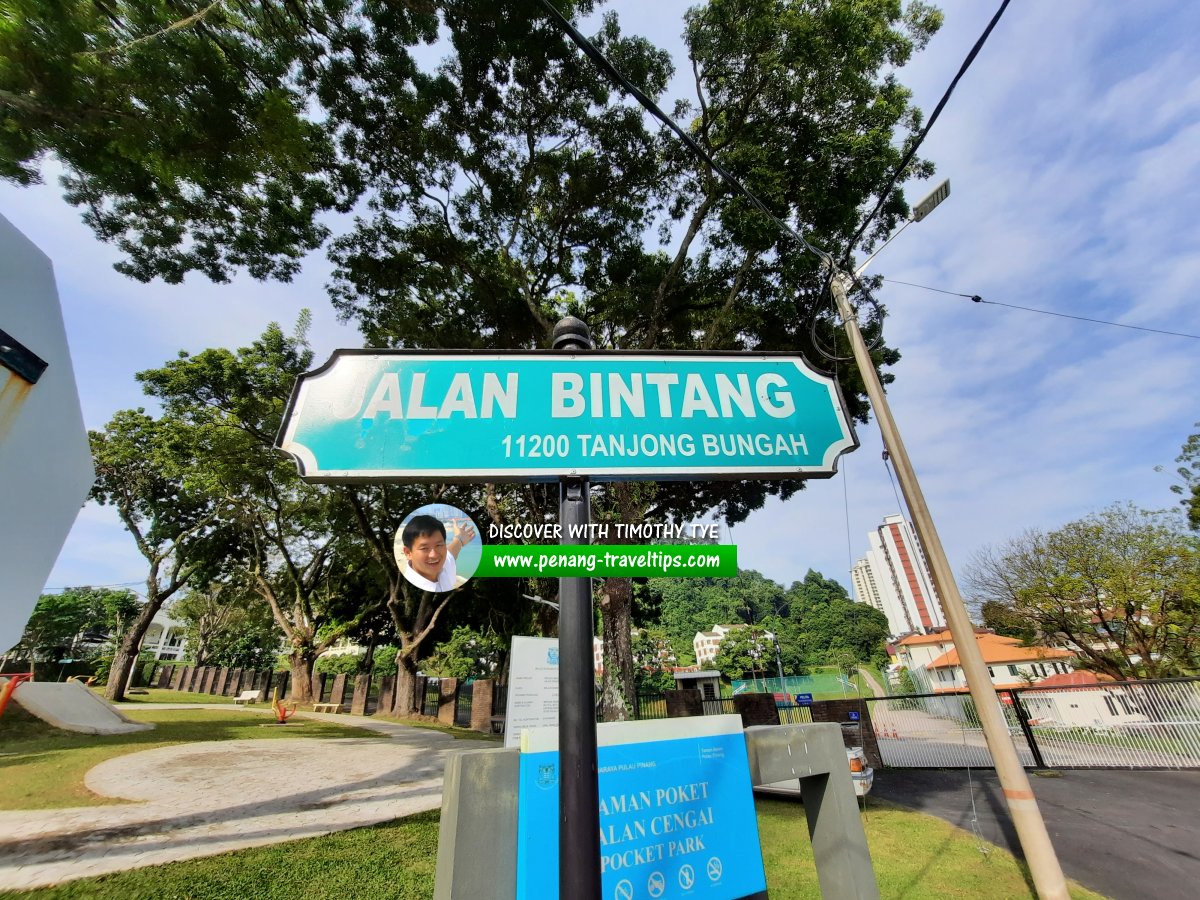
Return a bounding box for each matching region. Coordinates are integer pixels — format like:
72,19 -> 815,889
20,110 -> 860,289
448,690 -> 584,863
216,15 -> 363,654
553,318 -> 601,900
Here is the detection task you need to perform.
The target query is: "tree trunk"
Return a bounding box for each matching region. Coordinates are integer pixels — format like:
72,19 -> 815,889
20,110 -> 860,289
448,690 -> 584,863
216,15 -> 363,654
600,577 -> 636,722
394,652 -> 420,716
287,650 -> 318,704
104,635 -> 141,702
104,590 -> 167,702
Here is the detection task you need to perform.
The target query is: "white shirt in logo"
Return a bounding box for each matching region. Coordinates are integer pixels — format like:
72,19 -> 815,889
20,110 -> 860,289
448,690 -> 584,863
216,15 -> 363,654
403,552 -> 457,592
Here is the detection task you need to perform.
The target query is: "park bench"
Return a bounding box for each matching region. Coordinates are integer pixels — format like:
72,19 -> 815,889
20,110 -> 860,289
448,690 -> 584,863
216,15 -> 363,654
313,702 -> 343,714
490,715 -> 506,735
234,690 -> 264,705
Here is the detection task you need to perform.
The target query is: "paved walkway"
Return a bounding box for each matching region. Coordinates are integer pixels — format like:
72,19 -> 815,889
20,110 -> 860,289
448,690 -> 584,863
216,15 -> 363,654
0,705 -> 462,891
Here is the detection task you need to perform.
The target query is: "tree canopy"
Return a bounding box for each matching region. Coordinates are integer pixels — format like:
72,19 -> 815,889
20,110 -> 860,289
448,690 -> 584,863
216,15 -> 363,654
89,407 -> 221,699
646,566 -> 888,669
966,504 -> 1200,680
7,586 -> 139,678
4,0 -> 945,709
1170,424 -> 1200,531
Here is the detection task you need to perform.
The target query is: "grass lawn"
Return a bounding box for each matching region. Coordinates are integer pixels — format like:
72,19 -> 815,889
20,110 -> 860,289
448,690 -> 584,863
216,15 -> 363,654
0,798 -> 1106,899
0,705 -> 385,811
98,688 -> 238,705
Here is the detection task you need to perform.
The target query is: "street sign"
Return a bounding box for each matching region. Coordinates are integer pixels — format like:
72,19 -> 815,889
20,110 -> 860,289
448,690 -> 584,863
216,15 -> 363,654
795,693 -> 813,707
277,350 -> 857,483
848,710 -> 861,722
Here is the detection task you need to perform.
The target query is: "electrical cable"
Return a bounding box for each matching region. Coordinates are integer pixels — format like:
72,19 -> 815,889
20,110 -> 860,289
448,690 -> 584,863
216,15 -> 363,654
883,278 -> 1200,340
882,450 -> 906,518
533,0 -> 834,268
841,0 -> 1013,265
42,581 -> 145,593
536,0 -> 962,365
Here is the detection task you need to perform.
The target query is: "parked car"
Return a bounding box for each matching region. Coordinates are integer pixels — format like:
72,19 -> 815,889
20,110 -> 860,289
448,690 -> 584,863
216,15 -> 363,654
846,745 -> 874,797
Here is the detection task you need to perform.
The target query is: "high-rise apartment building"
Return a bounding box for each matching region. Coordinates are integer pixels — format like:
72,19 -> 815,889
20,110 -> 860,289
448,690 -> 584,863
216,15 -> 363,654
851,514 -> 946,637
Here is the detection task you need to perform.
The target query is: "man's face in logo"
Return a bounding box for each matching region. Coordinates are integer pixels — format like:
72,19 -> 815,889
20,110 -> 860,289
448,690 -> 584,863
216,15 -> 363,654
404,531 -> 447,582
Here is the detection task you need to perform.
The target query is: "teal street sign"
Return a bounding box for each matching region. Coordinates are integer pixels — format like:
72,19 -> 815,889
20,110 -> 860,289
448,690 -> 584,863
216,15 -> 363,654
276,351 -> 857,483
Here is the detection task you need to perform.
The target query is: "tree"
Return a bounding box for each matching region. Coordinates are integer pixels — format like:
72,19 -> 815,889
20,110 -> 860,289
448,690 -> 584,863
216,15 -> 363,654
420,626 -> 506,680
136,318 -> 388,703
712,625 -> 775,684
170,582 -> 279,670
629,627 -> 677,692
980,600 -> 1036,643
326,1 -> 939,719
0,0 -> 374,282
1170,424 -> 1200,531
789,569 -> 852,608
966,504 -> 1200,680
9,587 -> 134,678
5,1 -> 943,715
784,571 -> 888,665
90,410 -> 220,700
137,318 -> 480,708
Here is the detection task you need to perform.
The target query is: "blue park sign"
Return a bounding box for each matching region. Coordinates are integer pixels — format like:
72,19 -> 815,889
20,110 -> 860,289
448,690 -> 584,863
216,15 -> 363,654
516,718 -> 768,900
276,351 -> 857,482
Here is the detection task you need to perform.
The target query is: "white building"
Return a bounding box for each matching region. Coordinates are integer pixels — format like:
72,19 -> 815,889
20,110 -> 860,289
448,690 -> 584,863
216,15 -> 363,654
138,607 -> 188,661
900,631 -> 1075,693
851,514 -> 946,637
1018,672 -> 1150,729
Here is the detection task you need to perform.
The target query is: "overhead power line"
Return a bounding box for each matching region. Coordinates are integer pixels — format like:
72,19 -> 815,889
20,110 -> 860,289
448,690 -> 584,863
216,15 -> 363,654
842,0 -> 1012,264
882,278 -> 1200,341
533,0 -> 833,267
536,0 -> 1015,351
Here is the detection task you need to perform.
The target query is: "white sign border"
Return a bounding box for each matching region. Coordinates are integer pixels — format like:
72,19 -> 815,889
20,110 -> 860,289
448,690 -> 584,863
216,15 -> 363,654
277,349 -> 859,483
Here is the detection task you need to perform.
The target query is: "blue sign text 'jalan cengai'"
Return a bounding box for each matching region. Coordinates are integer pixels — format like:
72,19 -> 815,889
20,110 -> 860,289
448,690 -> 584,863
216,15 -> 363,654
276,351 -> 857,483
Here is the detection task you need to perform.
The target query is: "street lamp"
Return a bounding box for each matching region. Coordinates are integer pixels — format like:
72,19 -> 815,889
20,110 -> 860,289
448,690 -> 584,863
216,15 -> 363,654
853,178 -> 950,278
829,172 -> 1072,897
773,637 -> 786,692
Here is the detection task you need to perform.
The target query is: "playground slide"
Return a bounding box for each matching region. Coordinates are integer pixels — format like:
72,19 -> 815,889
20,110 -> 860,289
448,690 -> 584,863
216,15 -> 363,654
1,678 -> 154,734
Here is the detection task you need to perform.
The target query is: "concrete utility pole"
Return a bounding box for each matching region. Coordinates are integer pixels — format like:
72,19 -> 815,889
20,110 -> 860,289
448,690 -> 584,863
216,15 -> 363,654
829,272 -> 1070,900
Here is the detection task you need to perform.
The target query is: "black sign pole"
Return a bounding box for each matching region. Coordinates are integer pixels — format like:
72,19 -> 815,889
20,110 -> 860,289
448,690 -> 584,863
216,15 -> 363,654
552,317 -> 602,900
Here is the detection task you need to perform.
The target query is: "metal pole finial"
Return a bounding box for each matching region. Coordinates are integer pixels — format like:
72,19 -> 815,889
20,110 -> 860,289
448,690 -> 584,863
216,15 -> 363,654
552,317 -> 594,350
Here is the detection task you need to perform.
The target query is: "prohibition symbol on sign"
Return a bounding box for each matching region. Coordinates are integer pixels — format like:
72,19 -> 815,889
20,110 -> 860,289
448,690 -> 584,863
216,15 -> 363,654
647,871 -> 666,898
707,857 -> 723,882
678,864 -> 696,890
615,878 -> 634,900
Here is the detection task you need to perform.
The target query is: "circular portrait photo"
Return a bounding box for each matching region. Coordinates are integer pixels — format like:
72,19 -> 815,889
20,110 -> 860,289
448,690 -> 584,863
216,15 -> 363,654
394,504 -> 482,593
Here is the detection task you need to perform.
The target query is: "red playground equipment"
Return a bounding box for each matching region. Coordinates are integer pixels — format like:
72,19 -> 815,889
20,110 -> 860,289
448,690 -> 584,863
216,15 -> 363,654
0,673 -> 33,718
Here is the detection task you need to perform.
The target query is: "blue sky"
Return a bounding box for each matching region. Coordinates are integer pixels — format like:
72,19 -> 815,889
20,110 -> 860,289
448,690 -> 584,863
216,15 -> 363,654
5,1 -> 1199,600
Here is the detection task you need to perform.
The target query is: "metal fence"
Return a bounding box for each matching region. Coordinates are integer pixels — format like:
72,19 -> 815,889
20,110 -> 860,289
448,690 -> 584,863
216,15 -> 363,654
866,676 -> 1200,770
455,686 -> 473,727
630,692 -> 812,725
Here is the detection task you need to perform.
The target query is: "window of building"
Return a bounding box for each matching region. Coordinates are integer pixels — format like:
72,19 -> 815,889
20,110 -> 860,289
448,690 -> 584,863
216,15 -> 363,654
702,683 -> 716,700
987,667 -> 994,677
1008,665 -> 1019,677
1104,696 -> 1119,716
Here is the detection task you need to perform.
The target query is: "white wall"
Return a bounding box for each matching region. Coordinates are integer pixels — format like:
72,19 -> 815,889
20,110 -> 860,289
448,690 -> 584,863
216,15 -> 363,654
0,213 -> 94,653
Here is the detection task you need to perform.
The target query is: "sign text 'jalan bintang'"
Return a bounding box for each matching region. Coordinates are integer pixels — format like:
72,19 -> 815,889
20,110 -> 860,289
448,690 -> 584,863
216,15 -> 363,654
277,352 -> 857,482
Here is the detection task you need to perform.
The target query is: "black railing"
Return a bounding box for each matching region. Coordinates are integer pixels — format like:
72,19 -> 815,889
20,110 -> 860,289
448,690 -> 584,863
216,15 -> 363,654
456,687 -> 473,727
422,680 -> 441,717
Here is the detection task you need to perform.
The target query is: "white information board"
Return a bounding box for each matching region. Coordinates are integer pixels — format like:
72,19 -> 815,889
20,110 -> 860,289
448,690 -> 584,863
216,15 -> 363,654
503,636 -> 560,749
